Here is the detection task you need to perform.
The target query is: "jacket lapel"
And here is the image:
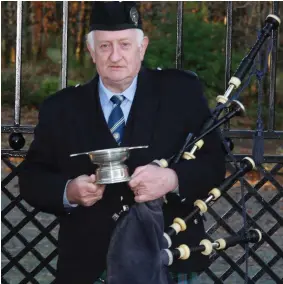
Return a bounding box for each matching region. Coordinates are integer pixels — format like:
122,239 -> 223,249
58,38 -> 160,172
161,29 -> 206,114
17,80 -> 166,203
77,76 -> 117,152
121,68 -> 160,148
121,68 -> 160,167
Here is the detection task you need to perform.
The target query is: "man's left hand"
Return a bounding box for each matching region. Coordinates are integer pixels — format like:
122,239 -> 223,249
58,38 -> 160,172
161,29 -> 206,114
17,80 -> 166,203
128,164 -> 178,203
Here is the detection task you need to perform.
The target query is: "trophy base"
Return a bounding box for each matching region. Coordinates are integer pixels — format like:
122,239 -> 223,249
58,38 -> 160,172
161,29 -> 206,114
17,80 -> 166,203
96,176 -> 131,185
95,163 -> 131,185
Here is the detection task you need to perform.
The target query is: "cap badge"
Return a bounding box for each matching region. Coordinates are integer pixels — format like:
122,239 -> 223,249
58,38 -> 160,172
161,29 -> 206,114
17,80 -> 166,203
130,7 -> 139,27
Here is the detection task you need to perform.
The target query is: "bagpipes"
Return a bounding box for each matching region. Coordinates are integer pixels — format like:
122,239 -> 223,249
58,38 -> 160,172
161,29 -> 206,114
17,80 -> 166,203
106,14 -> 280,284
162,229 -> 262,266
162,156 -> 256,251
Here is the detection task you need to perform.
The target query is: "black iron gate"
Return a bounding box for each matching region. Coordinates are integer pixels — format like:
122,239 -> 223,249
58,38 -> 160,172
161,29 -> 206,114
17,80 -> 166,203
2,2 -> 282,283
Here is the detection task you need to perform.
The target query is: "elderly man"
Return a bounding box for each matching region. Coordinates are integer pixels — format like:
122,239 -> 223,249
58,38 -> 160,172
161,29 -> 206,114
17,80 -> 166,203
19,2 -> 226,284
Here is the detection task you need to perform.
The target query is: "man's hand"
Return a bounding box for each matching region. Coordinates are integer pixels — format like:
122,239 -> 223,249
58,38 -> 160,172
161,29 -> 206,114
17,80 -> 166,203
66,174 -> 105,207
128,165 -> 178,203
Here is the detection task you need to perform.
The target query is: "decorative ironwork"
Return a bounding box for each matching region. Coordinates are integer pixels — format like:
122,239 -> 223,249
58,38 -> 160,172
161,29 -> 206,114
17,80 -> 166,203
1,1 -> 282,283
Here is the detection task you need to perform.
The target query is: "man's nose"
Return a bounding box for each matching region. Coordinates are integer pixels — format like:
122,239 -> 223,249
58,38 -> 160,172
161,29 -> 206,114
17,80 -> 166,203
110,45 -> 122,62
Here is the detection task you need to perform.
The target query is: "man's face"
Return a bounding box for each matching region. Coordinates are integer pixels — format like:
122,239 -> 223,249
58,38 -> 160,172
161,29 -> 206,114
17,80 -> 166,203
88,29 -> 148,84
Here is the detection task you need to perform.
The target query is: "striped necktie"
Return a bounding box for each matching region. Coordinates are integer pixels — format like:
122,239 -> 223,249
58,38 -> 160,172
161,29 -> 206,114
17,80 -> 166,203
108,95 -> 125,145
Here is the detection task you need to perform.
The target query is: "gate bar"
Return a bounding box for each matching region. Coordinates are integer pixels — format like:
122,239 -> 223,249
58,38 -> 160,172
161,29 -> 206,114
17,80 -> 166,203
225,1 -> 233,89
14,1 -> 23,126
223,129 -> 283,139
268,1 -> 279,131
224,1 -> 233,131
61,1 -> 68,89
3,126 -> 283,139
176,1 -> 184,69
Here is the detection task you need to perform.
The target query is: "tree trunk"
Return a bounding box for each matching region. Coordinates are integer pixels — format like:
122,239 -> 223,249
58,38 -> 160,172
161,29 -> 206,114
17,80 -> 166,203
70,1 -> 79,56
3,2 -> 17,66
1,1 -> 8,67
76,1 -> 86,64
23,1 -> 32,62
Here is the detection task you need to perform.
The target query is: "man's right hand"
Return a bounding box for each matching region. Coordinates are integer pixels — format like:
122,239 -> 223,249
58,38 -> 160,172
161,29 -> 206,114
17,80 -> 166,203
66,174 -> 105,207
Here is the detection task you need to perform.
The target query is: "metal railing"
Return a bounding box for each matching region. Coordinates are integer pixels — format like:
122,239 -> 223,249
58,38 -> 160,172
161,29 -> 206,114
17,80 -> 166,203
1,1 -> 282,283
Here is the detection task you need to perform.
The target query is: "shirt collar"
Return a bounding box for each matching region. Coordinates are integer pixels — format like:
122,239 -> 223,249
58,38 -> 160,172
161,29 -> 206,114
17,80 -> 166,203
98,76 -> 138,105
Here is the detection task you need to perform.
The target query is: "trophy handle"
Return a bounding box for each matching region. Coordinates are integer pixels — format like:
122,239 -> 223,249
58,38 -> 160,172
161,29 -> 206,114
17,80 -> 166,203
69,151 -> 90,157
126,146 -> 149,150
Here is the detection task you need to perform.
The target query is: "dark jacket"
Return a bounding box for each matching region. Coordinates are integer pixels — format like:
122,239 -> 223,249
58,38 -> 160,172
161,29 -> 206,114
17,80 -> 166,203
18,67 -> 226,284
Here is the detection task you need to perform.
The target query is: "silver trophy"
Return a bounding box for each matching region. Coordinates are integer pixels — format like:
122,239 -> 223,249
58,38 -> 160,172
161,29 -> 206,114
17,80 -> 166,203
70,146 -> 148,184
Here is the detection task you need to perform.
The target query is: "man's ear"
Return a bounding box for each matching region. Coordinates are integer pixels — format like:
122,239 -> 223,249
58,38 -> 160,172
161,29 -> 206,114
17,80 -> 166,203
86,41 -> 96,64
139,36 -> 149,61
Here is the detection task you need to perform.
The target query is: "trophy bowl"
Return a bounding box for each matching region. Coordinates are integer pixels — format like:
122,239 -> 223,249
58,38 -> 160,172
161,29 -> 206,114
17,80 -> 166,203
70,146 -> 148,184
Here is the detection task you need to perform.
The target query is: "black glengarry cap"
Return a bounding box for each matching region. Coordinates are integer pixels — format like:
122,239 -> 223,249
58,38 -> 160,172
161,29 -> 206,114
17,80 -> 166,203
89,1 -> 143,32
